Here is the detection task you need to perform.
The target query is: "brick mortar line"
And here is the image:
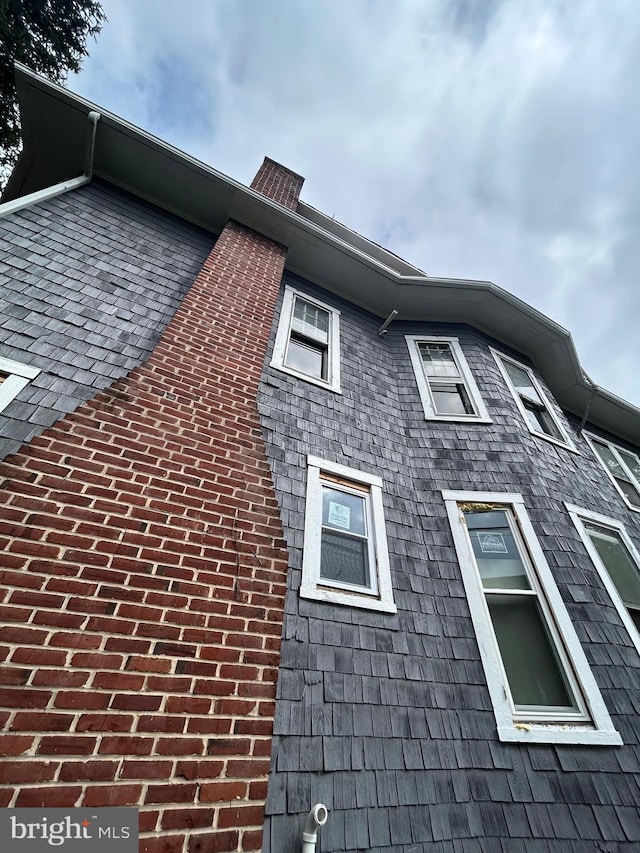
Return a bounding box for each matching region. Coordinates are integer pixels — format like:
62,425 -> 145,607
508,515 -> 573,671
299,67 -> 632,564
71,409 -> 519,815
1,626 -> 283,647
1,571 -> 287,603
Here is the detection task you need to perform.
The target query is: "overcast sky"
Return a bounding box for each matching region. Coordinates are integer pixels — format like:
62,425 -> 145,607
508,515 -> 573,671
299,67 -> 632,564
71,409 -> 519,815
71,0 -> 640,409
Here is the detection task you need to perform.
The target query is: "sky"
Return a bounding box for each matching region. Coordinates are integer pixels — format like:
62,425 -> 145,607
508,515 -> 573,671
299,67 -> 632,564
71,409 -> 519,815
70,0 -> 640,409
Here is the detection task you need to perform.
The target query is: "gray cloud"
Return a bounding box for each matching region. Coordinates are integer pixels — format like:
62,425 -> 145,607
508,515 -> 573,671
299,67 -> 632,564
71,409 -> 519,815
72,0 -> 640,407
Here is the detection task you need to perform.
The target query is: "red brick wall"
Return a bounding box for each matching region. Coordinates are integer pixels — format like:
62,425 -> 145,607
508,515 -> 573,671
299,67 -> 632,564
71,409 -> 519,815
0,165 -> 299,851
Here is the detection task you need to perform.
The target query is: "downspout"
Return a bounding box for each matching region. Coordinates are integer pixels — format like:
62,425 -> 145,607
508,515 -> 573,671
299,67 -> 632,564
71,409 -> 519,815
578,370 -> 599,435
378,309 -> 398,337
0,110 -> 100,219
83,110 -> 100,179
301,803 -> 328,853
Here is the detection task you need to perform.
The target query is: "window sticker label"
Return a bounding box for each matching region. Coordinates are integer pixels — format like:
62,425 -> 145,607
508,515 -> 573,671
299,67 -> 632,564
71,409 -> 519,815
478,532 -> 508,553
328,501 -> 351,530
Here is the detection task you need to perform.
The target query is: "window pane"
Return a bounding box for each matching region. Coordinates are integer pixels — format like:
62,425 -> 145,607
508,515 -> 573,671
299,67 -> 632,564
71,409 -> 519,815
487,594 -> 576,710
629,609 -> 640,632
322,487 -> 366,536
522,400 -> 561,439
320,530 -> 370,587
465,510 -> 531,590
292,298 -> 329,343
503,361 -> 543,405
418,343 -> 459,377
285,338 -> 326,380
431,383 -> 474,416
617,479 -> 640,508
593,442 -> 631,482
585,524 -> 640,609
619,449 -> 640,484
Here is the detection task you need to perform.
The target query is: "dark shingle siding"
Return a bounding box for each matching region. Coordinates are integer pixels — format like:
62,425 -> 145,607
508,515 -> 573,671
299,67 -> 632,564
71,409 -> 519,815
258,272 -> 640,852
0,180 -> 215,458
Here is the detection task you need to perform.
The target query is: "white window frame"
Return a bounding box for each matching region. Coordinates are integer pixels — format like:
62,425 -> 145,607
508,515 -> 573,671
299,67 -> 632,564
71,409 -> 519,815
584,432 -> 640,513
0,356 -> 40,413
566,503 -> 640,658
443,489 -> 621,745
491,348 -> 575,450
301,456 -> 396,613
406,335 -> 491,423
271,286 -> 341,392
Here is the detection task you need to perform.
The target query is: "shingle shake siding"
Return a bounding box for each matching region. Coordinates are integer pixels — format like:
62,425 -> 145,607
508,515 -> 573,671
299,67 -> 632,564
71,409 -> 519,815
1,67 -> 640,853
0,182 -> 215,458
258,275 -> 640,852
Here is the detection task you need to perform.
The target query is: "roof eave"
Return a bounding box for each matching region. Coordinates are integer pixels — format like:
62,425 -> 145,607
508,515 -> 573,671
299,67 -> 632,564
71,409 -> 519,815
7,64 -> 639,445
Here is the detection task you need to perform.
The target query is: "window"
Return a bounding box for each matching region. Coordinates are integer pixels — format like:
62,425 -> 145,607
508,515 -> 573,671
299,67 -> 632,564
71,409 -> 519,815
443,489 -> 620,745
406,335 -> 491,422
585,434 -> 640,511
0,356 -> 40,413
271,287 -> 340,392
491,349 -> 573,447
567,504 -> 640,657
301,456 -> 396,613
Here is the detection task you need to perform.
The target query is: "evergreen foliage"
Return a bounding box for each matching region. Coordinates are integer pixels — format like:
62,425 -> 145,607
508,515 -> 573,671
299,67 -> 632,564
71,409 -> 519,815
0,0 -> 105,186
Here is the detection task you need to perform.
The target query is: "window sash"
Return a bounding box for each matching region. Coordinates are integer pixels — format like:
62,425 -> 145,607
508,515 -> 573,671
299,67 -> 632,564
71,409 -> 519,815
430,382 -> 475,416
619,448 -> 640,483
285,335 -> 327,381
521,399 -> 562,440
462,505 -> 583,718
584,523 -> 640,610
407,336 -> 490,422
486,592 -> 577,712
291,297 -> 330,343
418,342 -> 460,378
318,479 -> 377,593
502,360 -> 544,407
271,287 -> 341,392
318,481 -> 373,590
567,503 -> 640,659
591,438 -> 640,508
445,492 -> 621,744
492,350 -> 572,447
300,458 -> 396,614
320,529 -> 372,590
419,342 -> 477,417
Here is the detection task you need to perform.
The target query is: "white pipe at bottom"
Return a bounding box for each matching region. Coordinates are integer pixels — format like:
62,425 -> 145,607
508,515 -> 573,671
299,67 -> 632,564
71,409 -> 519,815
301,803 -> 328,853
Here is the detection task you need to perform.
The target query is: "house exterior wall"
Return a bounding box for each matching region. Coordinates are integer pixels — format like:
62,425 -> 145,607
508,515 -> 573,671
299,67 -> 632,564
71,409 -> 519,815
0,181 -> 215,459
1,150 -> 639,853
0,176 -> 301,851
258,272 -> 640,852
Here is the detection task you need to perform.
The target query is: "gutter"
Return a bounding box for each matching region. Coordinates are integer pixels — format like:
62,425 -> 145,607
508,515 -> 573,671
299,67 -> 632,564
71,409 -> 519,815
0,110 -> 100,219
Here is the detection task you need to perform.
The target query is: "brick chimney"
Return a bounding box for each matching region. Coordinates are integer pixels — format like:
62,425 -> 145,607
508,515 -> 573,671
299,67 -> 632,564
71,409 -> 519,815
250,157 -> 304,211
0,161 -> 304,851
